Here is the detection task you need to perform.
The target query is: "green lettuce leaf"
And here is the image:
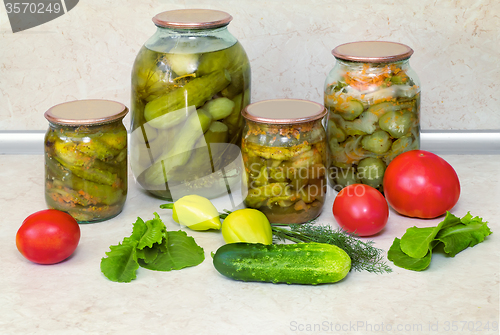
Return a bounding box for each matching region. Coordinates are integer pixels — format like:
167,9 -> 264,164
387,238 -> 433,271
138,230 -> 205,271
436,215 -> 492,257
388,212 -> 492,272
130,213 -> 167,250
100,240 -> 140,283
136,245 -> 160,264
400,212 -> 461,259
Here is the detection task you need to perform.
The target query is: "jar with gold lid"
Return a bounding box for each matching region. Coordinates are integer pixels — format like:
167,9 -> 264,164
241,99 -> 328,224
130,9 -> 251,201
324,41 -> 421,192
44,100 -> 128,223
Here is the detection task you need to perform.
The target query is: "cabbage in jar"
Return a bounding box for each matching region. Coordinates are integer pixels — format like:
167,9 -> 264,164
44,100 -> 128,223
241,100 -> 328,224
130,9 -> 251,201
324,41 -> 421,192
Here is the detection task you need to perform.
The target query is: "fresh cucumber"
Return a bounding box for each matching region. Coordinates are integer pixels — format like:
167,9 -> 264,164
213,242 -> 351,285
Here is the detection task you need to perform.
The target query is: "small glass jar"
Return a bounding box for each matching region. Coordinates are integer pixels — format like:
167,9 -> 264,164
324,41 -> 421,192
44,100 -> 128,223
130,9 -> 251,201
241,99 -> 328,224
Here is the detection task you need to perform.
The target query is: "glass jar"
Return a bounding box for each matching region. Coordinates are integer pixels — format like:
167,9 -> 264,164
130,9 -> 251,201
44,100 -> 128,223
241,99 -> 328,224
324,41 -> 421,192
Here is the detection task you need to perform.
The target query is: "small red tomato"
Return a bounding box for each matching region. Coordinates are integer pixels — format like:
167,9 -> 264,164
16,209 -> 81,265
383,150 -> 460,219
333,184 -> 389,236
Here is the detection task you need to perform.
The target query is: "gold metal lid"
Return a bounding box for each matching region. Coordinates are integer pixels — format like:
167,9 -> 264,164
152,9 -> 233,29
44,100 -> 128,126
332,41 -> 414,63
242,99 -> 327,125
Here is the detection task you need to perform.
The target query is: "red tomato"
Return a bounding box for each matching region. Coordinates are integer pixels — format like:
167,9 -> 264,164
333,184 -> 389,236
383,150 -> 460,219
16,209 -> 81,265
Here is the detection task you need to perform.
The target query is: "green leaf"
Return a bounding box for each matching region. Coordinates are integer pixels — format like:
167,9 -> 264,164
136,246 -> 160,264
100,240 -> 140,283
436,218 -> 492,257
399,212 -> 461,259
138,230 -> 205,271
387,238 -> 433,271
130,213 -> 167,250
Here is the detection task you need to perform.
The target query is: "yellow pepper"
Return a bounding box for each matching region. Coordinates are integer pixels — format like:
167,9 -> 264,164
160,195 -> 221,231
221,209 -> 273,245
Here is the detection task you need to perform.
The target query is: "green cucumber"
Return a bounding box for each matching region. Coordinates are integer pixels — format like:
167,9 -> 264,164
213,242 -> 351,285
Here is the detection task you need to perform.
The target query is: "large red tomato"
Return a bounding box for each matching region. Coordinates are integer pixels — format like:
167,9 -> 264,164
383,150 -> 460,219
16,209 -> 81,265
333,184 -> 389,236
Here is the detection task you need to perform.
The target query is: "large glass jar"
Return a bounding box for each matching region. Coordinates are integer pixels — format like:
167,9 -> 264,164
241,99 -> 328,224
130,9 -> 251,201
44,100 -> 128,223
324,41 -> 420,192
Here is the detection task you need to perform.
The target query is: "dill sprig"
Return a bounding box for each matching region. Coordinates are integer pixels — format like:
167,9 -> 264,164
272,222 -> 392,274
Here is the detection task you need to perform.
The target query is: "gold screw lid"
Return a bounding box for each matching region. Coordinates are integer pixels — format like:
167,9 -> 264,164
152,9 -> 233,29
332,41 -> 414,63
44,99 -> 128,126
242,99 -> 327,125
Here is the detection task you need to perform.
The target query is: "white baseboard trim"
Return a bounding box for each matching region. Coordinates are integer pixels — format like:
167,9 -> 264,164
0,130 -> 499,155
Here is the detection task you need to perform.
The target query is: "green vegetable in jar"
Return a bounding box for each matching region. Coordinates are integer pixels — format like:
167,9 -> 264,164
130,40 -> 251,200
379,110 -> 415,138
361,130 -> 392,154
357,157 -> 385,189
45,120 -> 127,223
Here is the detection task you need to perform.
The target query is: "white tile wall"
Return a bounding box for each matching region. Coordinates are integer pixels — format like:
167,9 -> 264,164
0,0 -> 498,131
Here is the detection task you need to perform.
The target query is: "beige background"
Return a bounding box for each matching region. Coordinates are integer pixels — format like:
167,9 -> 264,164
0,0 -> 498,131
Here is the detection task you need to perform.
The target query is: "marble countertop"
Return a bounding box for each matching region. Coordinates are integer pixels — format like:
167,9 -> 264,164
0,154 -> 498,335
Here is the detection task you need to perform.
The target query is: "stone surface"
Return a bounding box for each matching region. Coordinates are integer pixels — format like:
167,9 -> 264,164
0,154 -> 498,334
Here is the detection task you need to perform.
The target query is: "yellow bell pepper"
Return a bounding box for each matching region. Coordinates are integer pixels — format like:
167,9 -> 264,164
221,209 -> 273,245
160,195 -> 221,231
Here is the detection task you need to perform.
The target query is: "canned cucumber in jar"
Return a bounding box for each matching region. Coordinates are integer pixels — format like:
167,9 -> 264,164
324,41 -> 421,192
130,9 -> 251,201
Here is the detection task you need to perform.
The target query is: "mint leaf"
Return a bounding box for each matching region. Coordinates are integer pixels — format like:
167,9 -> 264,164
100,240 -> 140,283
436,217 -> 492,257
387,238 -> 433,271
130,213 -> 166,250
139,230 -> 205,271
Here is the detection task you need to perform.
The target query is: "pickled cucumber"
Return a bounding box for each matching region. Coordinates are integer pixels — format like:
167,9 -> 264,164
325,61 -> 420,191
130,42 -> 251,200
45,122 -> 127,223
242,120 -> 327,224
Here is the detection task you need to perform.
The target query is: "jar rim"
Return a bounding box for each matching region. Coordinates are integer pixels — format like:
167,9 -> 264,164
332,41 -> 414,63
242,99 -> 327,125
44,99 -> 128,126
152,9 -> 233,29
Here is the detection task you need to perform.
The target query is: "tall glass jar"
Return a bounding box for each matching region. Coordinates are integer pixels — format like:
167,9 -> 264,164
44,100 -> 128,223
241,99 -> 328,224
324,41 -> 420,192
130,9 -> 251,201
